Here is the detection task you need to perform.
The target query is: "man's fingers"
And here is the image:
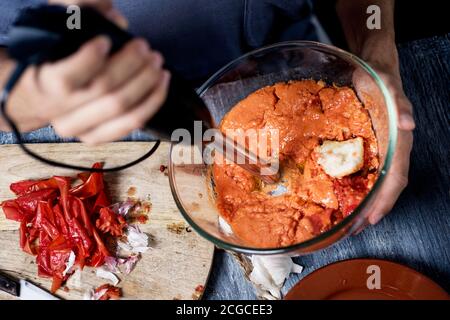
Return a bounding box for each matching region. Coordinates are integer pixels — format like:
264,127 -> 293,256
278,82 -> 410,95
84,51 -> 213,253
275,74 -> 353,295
396,95 -> 416,131
67,39 -> 154,108
353,219 -> 369,235
53,54 -> 164,137
79,71 -> 170,144
368,130 -> 413,224
368,170 -> 408,224
382,75 -> 416,131
57,39 -> 154,110
39,36 -> 111,98
351,68 -> 415,226
105,8 -> 128,29
85,39 -> 153,98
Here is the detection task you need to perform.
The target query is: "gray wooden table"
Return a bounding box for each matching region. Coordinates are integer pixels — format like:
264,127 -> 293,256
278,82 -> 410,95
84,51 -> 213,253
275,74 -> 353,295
204,33 -> 450,300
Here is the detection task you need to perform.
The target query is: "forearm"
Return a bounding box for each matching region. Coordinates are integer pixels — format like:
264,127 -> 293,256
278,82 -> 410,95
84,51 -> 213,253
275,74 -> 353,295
336,0 -> 399,74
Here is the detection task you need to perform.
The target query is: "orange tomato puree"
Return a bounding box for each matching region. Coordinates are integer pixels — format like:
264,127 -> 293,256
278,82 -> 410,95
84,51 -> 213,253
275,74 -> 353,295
212,80 -> 379,248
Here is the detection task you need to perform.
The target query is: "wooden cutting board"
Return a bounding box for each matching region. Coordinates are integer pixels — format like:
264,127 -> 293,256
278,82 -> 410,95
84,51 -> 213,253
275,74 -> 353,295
0,142 -> 214,300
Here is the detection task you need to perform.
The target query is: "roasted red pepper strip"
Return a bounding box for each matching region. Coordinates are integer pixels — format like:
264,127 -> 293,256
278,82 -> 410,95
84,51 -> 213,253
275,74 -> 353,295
1,200 -> 30,222
47,234 -> 69,250
93,190 -> 109,213
51,276 -> 64,293
69,163 -> 104,199
20,221 -> 37,255
36,248 -> 52,278
45,199 -> 56,226
1,163 -> 128,294
40,217 -> 60,240
53,204 -> 69,236
77,172 -> 90,183
10,177 -> 71,196
75,243 -> 86,270
71,196 -> 94,236
55,176 -> 71,221
39,229 -> 52,247
15,189 -> 56,214
94,284 -> 122,300
88,249 -> 105,268
49,249 -> 71,277
10,180 -> 38,196
67,217 -> 93,254
92,228 -> 111,258
37,248 -> 71,293
19,221 -> 27,249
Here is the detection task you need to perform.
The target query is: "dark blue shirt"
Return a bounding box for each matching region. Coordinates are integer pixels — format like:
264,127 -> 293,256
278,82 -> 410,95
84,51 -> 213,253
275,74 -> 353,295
0,0 -> 316,82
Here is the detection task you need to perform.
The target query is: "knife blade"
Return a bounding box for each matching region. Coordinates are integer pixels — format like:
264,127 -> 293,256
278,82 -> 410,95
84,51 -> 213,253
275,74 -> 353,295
0,272 -> 59,300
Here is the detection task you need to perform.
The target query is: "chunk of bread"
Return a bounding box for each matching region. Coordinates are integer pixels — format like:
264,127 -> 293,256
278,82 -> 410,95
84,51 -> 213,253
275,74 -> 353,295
315,137 -> 364,178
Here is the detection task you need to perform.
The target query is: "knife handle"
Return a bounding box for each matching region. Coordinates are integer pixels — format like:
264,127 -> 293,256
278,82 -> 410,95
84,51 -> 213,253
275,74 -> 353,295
0,272 -> 20,297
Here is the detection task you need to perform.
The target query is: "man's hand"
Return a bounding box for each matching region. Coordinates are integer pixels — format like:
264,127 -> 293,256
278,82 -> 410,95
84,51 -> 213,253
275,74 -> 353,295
1,0 -> 170,144
365,63 -> 415,225
337,0 -> 415,227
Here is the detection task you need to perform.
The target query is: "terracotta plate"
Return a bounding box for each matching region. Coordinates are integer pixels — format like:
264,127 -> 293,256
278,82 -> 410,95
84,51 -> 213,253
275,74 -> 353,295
285,259 -> 449,300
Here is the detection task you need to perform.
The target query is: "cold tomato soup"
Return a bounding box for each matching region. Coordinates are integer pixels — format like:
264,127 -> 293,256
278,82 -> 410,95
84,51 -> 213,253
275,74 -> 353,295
212,80 -> 379,248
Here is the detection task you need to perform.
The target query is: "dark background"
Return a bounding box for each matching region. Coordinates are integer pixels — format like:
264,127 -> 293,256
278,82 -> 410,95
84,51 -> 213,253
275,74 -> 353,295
315,0 -> 450,47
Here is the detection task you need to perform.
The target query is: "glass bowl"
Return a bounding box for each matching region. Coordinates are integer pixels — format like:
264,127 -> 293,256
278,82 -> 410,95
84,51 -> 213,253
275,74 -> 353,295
168,41 -> 397,255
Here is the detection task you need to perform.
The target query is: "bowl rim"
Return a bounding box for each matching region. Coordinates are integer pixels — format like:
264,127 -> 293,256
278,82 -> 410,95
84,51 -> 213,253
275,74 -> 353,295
169,40 -> 398,255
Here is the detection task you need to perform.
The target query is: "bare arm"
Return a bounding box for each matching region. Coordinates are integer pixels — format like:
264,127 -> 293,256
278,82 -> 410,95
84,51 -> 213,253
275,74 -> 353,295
337,0 -> 397,68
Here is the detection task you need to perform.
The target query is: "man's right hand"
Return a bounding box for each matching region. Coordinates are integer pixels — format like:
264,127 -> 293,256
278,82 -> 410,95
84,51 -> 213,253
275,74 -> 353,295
3,0 -> 170,144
